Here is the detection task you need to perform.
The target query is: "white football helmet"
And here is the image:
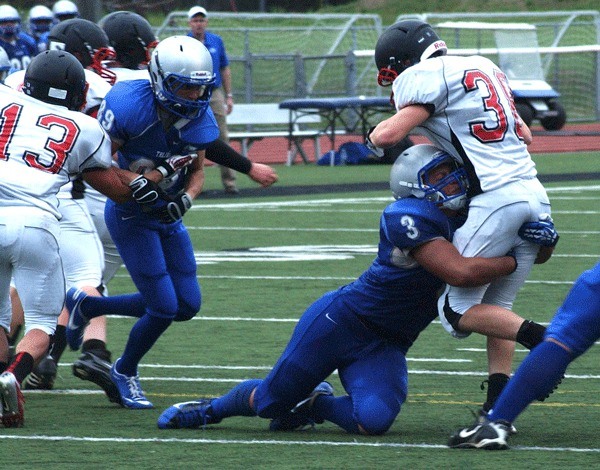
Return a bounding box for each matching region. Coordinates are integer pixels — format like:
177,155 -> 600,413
28,5 -> 54,36
52,0 -> 79,22
390,144 -> 469,211
149,35 -> 215,119
0,5 -> 21,38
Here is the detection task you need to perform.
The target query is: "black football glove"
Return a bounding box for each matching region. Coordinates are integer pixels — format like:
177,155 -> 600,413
129,175 -> 163,206
158,193 -> 193,223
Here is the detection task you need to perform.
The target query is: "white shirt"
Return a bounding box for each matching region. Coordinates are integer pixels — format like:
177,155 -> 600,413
393,55 -> 537,194
0,85 -> 112,220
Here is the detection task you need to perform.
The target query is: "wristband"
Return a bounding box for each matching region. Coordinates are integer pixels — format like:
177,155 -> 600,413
156,165 -> 170,178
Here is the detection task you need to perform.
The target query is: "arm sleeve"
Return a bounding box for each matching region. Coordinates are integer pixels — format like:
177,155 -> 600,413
205,139 -> 252,174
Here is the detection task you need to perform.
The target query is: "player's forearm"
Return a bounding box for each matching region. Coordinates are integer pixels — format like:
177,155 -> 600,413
450,256 -> 517,287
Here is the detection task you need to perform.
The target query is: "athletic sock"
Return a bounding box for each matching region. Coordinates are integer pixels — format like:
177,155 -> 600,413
211,379 -> 262,419
481,373 -> 510,411
117,315 -> 172,376
6,352 -> 34,384
50,325 -> 67,363
488,341 -> 571,424
81,339 -> 111,361
80,293 -> 147,320
313,395 -> 360,434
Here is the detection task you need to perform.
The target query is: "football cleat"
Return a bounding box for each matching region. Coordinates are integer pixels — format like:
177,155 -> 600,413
477,408 -> 517,435
157,399 -> 222,429
110,359 -> 153,409
448,420 -> 511,450
73,351 -> 122,405
22,355 -> 57,390
65,287 -> 90,351
0,371 -> 25,427
269,381 -> 334,432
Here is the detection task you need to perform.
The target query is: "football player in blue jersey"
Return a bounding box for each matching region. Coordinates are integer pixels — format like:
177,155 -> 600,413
63,35 -> 277,409
27,5 -> 54,53
0,5 -> 37,72
155,144 -> 554,435
449,260 -> 600,449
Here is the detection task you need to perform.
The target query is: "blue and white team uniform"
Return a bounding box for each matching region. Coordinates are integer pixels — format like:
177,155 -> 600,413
186,196 -> 463,435
71,78 -> 218,407
0,33 -> 37,72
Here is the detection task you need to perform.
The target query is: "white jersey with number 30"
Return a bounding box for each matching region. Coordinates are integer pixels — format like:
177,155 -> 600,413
0,85 -> 113,219
393,55 -> 537,194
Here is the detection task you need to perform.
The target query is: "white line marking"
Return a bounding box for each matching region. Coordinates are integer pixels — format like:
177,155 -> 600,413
0,434 -> 598,452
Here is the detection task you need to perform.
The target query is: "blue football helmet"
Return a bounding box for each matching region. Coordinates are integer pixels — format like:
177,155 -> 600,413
148,35 -> 215,120
390,144 -> 469,211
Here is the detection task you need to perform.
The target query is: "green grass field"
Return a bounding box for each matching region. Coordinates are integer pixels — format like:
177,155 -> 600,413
2,152 -> 600,469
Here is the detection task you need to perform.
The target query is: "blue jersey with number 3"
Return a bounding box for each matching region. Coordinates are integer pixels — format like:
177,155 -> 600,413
338,197 -> 462,349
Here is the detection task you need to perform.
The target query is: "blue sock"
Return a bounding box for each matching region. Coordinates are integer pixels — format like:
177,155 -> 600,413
489,341 -> 571,424
117,315 -> 172,376
81,293 -> 146,319
313,395 -> 360,434
211,379 -> 262,419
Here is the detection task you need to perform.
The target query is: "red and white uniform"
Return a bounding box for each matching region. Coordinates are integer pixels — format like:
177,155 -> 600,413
0,85 -> 112,335
5,68 -> 112,291
393,54 -> 551,336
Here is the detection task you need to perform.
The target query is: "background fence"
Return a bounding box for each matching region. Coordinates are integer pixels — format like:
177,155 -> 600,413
157,10 -> 600,122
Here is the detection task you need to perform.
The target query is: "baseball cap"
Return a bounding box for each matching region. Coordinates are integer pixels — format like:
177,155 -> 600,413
188,6 -> 208,19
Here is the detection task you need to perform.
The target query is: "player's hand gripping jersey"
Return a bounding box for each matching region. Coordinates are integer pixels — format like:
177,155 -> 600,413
392,55 -> 537,195
0,85 -> 112,219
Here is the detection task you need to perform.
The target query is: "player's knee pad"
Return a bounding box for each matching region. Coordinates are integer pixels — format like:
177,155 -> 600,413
354,395 -> 400,435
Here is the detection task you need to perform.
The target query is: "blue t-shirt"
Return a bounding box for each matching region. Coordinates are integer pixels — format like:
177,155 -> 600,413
187,31 -> 229,88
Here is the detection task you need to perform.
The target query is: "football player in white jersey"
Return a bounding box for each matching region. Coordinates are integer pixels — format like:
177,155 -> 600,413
0,50 -> 143,427
367,20 -> 556,414
4,19 -> 119,401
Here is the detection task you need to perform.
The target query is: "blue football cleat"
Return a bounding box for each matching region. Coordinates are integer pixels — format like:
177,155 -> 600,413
269,381 -> 334,431
65,287 -> 90,351
157,399 -> 222,429
110,359 -> 153,409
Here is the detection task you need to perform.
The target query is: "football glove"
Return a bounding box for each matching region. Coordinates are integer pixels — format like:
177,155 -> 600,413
158,192 -> 193,224
155,154 -> 195,178
365,126 -> 385,158
518,214 -> 560,247
129,175 -> 163,206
